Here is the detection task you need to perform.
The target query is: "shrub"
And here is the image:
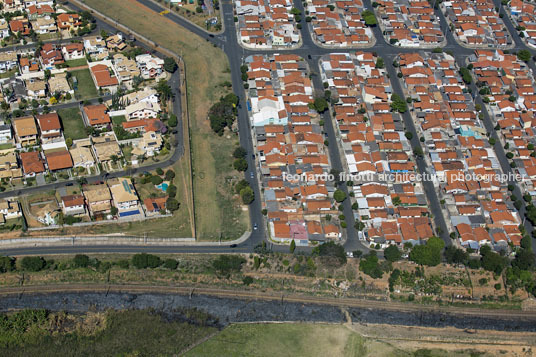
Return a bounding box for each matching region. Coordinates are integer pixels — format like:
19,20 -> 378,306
20,256 -> 46,272
212,255 -> 246,275
163,258 -> 178,270
72,254 -> 90,268
131,253 -> 162,269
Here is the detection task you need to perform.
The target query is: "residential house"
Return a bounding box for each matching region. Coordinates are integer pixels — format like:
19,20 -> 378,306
0,152 -> 22,179
19,151 -> 45,176
143,196 -> 167,214
39,43 -> 64,69
61,43 -> 85,60
0,199 -> 22,220
113,53 -> 139,83
135,54 -> 164,79
106,33 -> 127,51
19,56 -> 40,74
0,123 -> 12,143
47,73 -> 72,95
61,194 -> 86,216
83,183 -> 112,217
0,20 -> 10,39
36,112 -> 61,140
27,4 -> 54,20
108,177 -> 141,217
125,100 -> 160,120
13,116 -> 38,146
9,18 -> 30,36
69,141 -> 95,172
45,149 -> 73,171
25,78 -> 46,98
83,36 -> 108,60
83,104 -> 111,129
132,131 -> 162,157
92,132 -> 121,164
0,51 -> 18,73
89,63 -> 119,92
56,13 -> 81,31
30,16 -> 56,34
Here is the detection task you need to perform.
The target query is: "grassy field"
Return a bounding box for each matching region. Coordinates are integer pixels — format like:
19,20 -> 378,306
63,58 -> 88,68
187,323 -> 366,357
111,115 -> 126,125
85,0 -> 248,240
0,309 -> 216,356
58,107 -> 86,140
187,323 -> 493,357
69,68 -> 98,99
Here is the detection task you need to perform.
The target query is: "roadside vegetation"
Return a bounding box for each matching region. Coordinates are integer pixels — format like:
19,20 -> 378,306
1,243 -> 533,310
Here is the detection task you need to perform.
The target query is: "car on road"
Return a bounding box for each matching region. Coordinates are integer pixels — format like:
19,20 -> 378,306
230,244 -> 237,248
250,171 -> 254,179
253,223 -> 258,230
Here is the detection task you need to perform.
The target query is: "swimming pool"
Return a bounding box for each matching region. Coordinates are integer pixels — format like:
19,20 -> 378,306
156,182 -> 169,192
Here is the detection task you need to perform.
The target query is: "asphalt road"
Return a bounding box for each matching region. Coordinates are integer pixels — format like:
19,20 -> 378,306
2,0 -> 535,256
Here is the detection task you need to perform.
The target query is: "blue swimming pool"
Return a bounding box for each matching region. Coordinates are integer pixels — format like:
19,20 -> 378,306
156,182 -> 169,192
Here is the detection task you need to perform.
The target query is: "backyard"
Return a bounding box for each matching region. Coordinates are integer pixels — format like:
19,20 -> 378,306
85,0 -> 249,241
69,68 -> 98,99
58,107 -> 86,140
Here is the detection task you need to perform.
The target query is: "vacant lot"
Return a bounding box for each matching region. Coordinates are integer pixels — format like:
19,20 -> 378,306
69,68 -> 98,99
85,0 -> 248,240
58,107 -> 86,140
63,58 -> 88,68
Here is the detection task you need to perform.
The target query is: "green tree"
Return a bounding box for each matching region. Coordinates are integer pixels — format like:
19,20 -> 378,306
20,256 -> 46,271
313,97 -> 328,113
361,10 -> 377,26
164,169 -> 175,181
384,245 -> 401,262
240,186 -> 254,204
333,189 -> 346,202
166,197 -> 180,211
233,158 -> 248,171
0,256 -> 15,273
517,49 -> 531,62
131,253 -> 162,269
163,57 -> 178,72
168,113 -> 178,127
290,239 -> 296,254
375,57 -> 384,69
212,255 -> 246,275
233,146 -> 247,159
390,93 -> 408,113
72,254 -> 90,268
359,251 -> 383,278
163,258 -> 178,270
312,241 -> 346,265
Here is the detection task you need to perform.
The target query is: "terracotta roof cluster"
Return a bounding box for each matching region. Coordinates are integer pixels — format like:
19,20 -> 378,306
508,0 -> 536,44
307,0 -> 373,46
398,51 -> 522,249
320,51 -> 434,246
247,54 -> 335,242
235,0 -> 300,48
375,0 -> 444,46
442,0 -> 510,47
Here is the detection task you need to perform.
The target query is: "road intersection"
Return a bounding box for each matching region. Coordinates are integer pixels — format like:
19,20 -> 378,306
1,0 -> 534,256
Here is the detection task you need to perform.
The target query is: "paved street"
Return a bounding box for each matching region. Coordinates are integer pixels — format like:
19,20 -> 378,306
2,0 -> 535,256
